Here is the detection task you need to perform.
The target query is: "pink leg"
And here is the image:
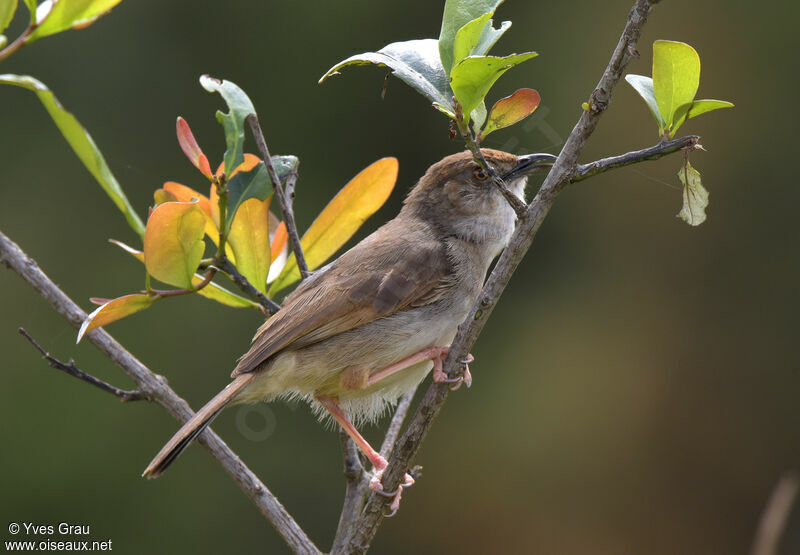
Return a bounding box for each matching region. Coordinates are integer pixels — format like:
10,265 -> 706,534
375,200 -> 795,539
367,346 -> 474,391
316,395 -> 414,514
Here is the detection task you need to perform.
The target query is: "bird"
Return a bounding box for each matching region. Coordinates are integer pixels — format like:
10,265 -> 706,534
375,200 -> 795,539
143,148 -> 556,510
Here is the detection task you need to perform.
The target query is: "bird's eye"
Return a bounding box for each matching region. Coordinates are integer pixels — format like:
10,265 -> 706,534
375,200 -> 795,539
472,167 -> 488,181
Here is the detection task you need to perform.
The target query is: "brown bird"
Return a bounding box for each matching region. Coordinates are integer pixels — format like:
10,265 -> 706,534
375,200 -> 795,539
143,148 -> 556,510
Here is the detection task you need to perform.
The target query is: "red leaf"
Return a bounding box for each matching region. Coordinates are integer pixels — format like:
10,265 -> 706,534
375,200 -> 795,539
483,88 -> 541,137
176,117 -> 213,179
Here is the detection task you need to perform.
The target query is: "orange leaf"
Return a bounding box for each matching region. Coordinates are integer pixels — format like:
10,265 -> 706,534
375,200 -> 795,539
271,220 -> 288,262
143,201 -> 206,289
215,153 -> 260,179
268,215 -> 288,283
270,157 -> 398,294
227,195 -> 273,295
163,181 -> 217,241
77,294 -> 158,342
153,188 -> 178,206
176,117 -> 213,179
482,88 -> 541,137
109,239 -> 145,263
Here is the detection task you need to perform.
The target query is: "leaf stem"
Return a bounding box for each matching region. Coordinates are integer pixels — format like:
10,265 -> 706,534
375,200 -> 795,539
0,26 -> 31,63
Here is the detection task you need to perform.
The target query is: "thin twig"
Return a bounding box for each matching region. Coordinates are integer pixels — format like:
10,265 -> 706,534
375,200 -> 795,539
344,1 -> 661,551
379,386 -> 417,459
217,258 -> 281,314
331,433 -> 368,554
0,230 -> 321,555
247,114 -> 310,279
751,472 -> 799,555
19,328 -> 144,402
570,135 -> 699,182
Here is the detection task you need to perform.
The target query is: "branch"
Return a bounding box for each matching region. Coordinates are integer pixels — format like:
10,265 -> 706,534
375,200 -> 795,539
247,114 -> 310,279
19,327 -> 144,402
345,1 -> 662,551
0,229 -> 321,555
217,257 -> 281,314
570,135 -> 699,183
751,472 -> 799,555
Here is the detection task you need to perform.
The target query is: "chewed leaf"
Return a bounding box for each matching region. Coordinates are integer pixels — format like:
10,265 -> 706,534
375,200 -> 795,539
26,0 -> 123,43
200,75 -> 255,178
451,12 -> 511,71
439,0 -> 505,75
227,196 -> 272,295
653,40 -> 700,132
271,157 -> 398,294
77,294 -> 157,343
143,201 -> 206,288
320,38 -> 453,113
450,52 -> 538,121
625,74 -> 665,132
482,88 -> 540,137
176,117 -> 213,179
0,74 -> 145,237
677,159 -> 708,226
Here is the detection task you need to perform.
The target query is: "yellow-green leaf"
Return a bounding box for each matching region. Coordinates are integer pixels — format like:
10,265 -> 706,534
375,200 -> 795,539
143,201 -> 206,289
677,159 -> 708,226
271,157 -> 398,294
227,196 -> 272,295
77,293 -> 157,343
0,74 -> 145,237
653,40 -> 700,132
0,0 -> 17,34
109,239 -> 258,309
162,181 -> 217,242
26,0 -> 124,43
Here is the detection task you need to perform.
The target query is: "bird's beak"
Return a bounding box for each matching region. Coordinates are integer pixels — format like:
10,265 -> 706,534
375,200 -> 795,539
503,153 -> 558,180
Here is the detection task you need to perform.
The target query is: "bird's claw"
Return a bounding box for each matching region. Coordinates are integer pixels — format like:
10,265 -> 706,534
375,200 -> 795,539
433,352 -> 474,390
370,469 -> 415,516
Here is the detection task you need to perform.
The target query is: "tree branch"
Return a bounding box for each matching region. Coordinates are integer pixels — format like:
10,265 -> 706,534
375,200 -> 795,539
247,114 -> 310,279
570,135 -> 699,183
19,327 -> 145,402
0,229 -> 321,555
344,1 -> 662,551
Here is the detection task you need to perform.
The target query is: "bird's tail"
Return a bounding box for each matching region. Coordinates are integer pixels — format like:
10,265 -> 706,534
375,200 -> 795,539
142,373 -> 255,479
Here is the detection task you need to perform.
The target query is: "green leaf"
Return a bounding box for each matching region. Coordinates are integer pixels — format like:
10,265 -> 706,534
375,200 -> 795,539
77,293 -> 158,343
677,159 -> 708,226
652,40 -> 700,132
439,0 -> 504,75
482,88 -> 540,137
671,98 -> 735,135
450,52 -> 537,120
451,11 -> 511,70
143,201 -> 206,289
0,74 -> 145,237
25,0 -> 124,43
320,38 -> 453,114
199,75 -> 255,178
226,156 -> 296,229
625,74 -> 665,132
271,157 -> 398,295
109,239 -> 259,309
471,100 -> 487,131
0,0 -> 17,34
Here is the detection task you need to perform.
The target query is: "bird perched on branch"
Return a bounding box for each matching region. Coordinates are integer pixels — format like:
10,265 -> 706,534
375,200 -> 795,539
143,148 -> 556,511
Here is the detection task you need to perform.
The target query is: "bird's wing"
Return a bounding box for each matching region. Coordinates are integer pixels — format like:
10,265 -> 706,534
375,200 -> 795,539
232,221 -> 451,376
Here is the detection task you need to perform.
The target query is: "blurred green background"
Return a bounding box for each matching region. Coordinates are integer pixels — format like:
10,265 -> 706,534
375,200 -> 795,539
1,1 -> 798,553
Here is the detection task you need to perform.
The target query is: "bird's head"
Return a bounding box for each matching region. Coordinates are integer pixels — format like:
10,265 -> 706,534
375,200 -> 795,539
403,149 -> 556,251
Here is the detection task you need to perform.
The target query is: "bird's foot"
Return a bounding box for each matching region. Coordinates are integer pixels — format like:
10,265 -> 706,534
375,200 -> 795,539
432,348 -> 474,391
369,466 -> 415,517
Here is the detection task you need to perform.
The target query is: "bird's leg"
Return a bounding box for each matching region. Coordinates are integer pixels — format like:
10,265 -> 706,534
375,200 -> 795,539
367,346 -> 474,391
316,395 -> 414,515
